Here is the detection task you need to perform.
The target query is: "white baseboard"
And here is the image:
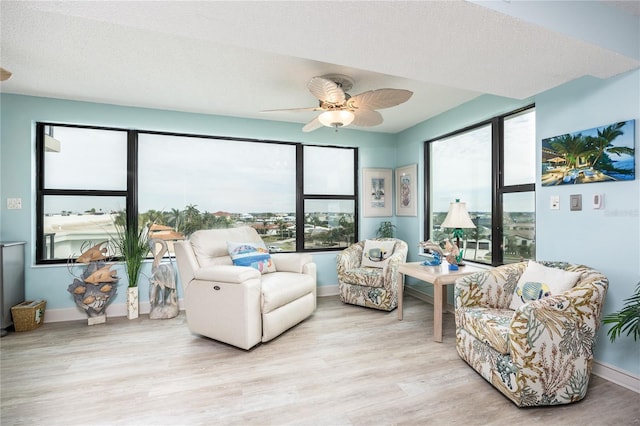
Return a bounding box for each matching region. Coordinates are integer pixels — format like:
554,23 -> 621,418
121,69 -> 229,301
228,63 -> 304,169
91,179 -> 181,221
42,289 -> 346,323
317,284 -> 339,297
592,360 -> 640,393
44,300 -> 186,323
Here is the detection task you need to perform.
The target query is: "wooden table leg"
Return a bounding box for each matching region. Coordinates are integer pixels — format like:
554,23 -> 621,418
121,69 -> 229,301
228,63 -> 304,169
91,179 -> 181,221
397,272 -> 403,321
433,280 -> 443,342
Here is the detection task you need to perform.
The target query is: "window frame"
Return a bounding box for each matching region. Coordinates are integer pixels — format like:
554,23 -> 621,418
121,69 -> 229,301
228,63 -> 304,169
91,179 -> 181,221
35,122 -> 358,264
299,144 -> 359,251
423,105 -> 535,266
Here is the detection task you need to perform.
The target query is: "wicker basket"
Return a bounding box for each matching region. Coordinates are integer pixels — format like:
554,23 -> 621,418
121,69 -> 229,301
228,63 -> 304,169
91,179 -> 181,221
11,300 -> 46,332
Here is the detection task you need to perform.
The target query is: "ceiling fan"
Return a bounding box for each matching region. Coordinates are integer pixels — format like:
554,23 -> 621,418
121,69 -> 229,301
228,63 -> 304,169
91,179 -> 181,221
264,74 -> 413,132
0,67 -> 13,81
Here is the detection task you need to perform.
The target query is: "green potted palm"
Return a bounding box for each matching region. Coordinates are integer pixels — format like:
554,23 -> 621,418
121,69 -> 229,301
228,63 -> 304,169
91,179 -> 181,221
376,221 -> 396,238
603,282 -> 640,343
114,222 -> 150,319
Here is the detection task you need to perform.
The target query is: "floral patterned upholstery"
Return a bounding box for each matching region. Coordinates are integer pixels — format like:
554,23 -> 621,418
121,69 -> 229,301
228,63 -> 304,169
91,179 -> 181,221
454,261 -> 608,407
337,238 -> 408,311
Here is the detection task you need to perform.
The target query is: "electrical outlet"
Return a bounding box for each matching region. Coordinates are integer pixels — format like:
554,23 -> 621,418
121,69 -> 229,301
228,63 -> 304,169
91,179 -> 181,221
7,198 -> 22,210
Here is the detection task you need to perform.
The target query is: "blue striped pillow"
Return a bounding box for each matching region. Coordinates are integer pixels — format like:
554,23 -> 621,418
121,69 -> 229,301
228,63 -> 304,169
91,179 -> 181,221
227,241 -> 275,274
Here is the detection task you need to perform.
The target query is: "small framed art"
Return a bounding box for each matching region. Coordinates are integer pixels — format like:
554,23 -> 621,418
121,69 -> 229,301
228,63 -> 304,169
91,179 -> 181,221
362,168 -> 393,217
395,164 -> 417,216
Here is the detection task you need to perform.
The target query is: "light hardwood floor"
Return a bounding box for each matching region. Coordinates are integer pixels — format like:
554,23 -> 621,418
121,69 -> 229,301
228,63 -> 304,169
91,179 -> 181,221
1,295 -> 638,426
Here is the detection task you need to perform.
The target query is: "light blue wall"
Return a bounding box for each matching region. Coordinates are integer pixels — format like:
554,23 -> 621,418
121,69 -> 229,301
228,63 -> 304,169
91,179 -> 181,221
0,94 -> 396,309
535,71 -> 640,375
394,70 -> 640,376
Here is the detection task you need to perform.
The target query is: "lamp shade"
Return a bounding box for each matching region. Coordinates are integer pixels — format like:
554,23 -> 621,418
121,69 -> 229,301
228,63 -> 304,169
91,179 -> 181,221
441,199 -> 476,229
318,110 -> 355,128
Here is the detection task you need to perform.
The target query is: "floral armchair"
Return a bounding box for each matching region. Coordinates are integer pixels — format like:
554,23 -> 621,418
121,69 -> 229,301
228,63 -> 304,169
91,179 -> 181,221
454,261 -> 608,407
337,238 -> 408,311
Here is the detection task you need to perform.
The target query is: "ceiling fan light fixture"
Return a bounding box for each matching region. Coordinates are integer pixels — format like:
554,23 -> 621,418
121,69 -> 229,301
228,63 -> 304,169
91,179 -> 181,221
318,110 -> 354,129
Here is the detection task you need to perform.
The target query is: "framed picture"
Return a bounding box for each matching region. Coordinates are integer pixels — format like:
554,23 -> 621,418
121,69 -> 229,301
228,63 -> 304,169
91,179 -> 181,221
541,119 -> 635,186
395,163 -> 418,216
362,168 -> 393,217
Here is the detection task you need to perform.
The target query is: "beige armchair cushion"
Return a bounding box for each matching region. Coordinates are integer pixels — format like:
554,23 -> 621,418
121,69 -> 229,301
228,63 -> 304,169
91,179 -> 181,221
261,272 -> 315,314
339,267 -> 385,288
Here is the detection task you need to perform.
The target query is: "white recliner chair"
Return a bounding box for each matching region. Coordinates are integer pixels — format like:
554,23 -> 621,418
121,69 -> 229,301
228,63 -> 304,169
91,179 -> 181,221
174,226 -> 316,350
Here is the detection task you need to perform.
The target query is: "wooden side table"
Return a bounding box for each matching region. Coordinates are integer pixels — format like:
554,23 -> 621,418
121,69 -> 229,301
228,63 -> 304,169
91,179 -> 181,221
397,261 -> 486,342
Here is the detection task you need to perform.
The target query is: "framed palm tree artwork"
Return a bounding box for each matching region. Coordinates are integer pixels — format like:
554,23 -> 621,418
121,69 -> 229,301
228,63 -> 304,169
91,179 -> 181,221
541,119 -> 635,186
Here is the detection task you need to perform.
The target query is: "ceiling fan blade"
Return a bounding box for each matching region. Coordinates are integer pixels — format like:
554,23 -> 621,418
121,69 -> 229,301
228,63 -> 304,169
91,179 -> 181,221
302,117 -> 323,132
307,76 -> 346,104
0,67 -> 12,81
350,89 -> 413,110
261,106 -> 322,113
352,109 -> 383,127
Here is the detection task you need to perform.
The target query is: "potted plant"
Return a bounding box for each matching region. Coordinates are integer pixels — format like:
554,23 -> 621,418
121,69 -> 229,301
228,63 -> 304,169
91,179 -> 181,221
603,282 -> 640,343
114,222 -> 150,319
376,221 -> 396,238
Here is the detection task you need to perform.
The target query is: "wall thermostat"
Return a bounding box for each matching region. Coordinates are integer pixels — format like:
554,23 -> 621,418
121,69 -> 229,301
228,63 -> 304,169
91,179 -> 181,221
593,193 -> 603,209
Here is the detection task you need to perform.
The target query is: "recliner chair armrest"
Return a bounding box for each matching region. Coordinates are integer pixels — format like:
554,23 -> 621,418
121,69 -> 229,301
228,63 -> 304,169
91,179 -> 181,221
271,253 -> 314,274
511,278 -> 608,347
384,251 -> 406,270
336,246 -> 362,274
381,251 -> 407,292
174,241 -> 199,290
509,279 -> 608,387
194,264 -> 261,283
382,250 -> 406,276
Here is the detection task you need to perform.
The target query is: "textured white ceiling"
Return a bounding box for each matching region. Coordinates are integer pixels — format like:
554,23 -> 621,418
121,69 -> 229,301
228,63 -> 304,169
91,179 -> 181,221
1,1 -> 638,133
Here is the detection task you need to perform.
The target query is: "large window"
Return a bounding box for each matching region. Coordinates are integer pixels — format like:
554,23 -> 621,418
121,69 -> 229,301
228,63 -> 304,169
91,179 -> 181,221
425,106 -> 535,265
302,146 -> 357,249
36,123 -> 357,264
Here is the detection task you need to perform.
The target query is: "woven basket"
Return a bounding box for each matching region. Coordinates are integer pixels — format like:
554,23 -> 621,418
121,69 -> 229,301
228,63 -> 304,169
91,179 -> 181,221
11,300 -> 46,332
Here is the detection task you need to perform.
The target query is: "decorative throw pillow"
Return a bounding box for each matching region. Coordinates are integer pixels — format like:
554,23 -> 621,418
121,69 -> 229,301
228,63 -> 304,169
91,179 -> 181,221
509,261 -> 581,310
227,241 -> 276,274
361,240 -> 396,268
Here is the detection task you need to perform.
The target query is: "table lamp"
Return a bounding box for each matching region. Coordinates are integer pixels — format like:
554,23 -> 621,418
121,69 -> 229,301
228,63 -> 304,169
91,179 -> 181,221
440,199 -> 476,266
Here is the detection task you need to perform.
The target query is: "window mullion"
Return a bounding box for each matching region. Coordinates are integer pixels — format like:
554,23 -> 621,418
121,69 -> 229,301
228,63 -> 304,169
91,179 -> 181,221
492,117 -> 503,266
296,144 -> 304,252
127,131 -> 138,232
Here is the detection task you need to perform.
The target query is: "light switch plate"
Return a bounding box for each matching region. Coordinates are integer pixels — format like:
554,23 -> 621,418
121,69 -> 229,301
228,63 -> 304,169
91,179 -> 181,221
7,198 -> 22,209
570,194 -> 582,211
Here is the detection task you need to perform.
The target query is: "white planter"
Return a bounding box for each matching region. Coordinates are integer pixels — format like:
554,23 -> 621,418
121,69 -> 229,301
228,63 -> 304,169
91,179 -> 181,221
126,287 -> 139,320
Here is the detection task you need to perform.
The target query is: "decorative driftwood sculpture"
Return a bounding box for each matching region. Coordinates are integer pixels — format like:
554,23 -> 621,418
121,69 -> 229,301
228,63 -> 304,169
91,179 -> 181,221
444,239 -> 463,267
67,241 -> 118,324
148,239 -> 178,319
444,240 -> 460,265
